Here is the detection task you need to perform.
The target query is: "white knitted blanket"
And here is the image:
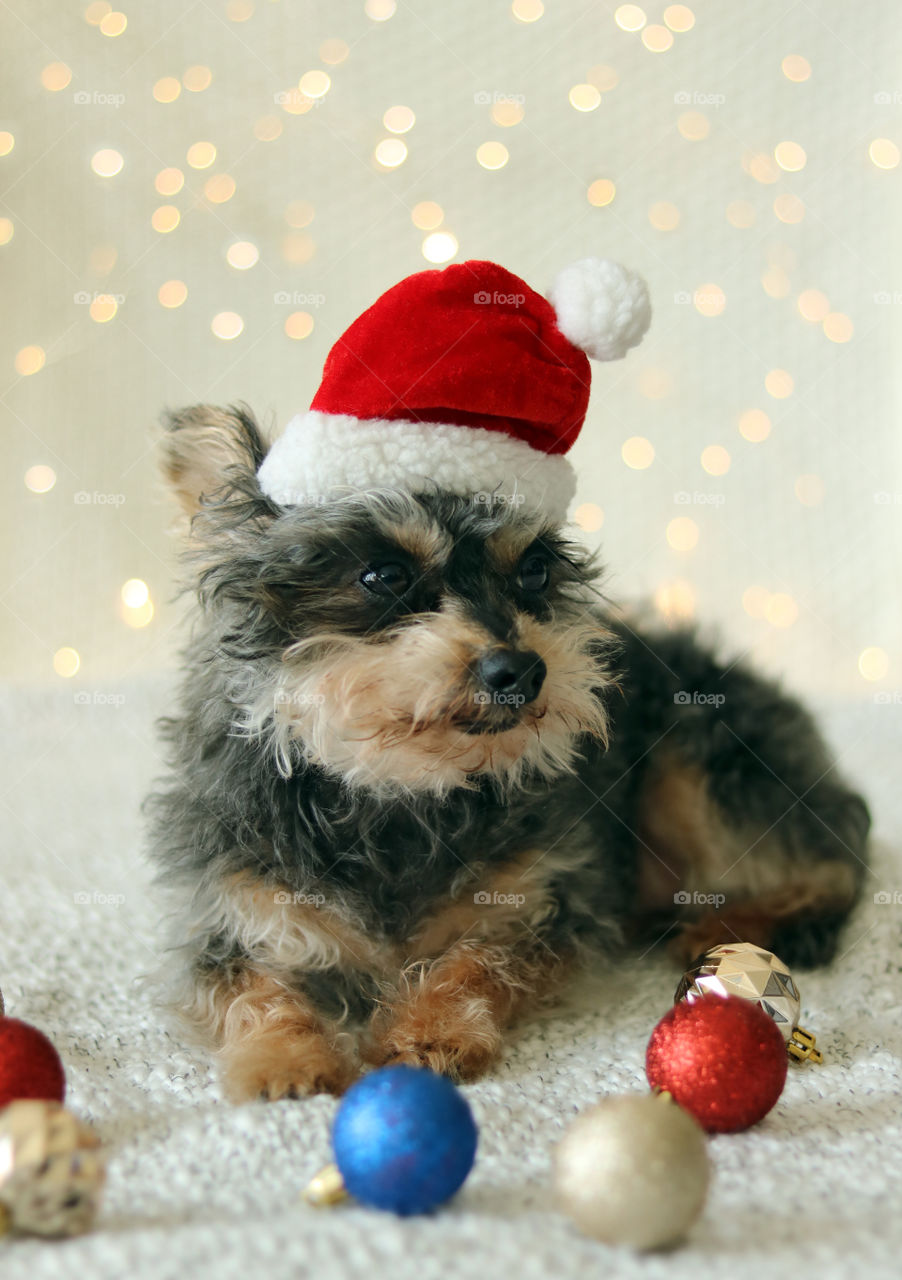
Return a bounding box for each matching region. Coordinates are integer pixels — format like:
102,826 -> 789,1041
1,679 -> 898,1279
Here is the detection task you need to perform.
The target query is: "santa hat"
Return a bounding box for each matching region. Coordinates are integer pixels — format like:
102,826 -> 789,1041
257,257 -> 651,521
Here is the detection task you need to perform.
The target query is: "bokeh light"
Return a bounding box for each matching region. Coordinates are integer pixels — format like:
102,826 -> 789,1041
476,142 -> 509,169
24,465 -> 57,494
587,179 -> 616,206
158,280 -> 188,308
211,311 -> 244,340
738,409 -> 771,442
666,517 -> 699,552
422,232 -> 459,263
411,201 -> 444,230
574,503 -> 604,532
782,55 -> 811,82
859,647 -> 889,681
226,241 -> 259,269
53,648 -> 80,678
285,312 -> 314,340
91,149 -> 124,177
701,445 -> 730,476
383,105 -> 415,133
375,138 -> 408,168
621,436 -> 655,469
15,346 -> 46,376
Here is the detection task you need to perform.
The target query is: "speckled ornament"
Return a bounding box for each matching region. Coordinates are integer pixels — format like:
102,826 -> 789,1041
0,1100 -> 105,1237
0,1017 -> 66,1108
553,1094 -> 709,1251
646,994 -> 788,1133
332,1065 -> 477,1215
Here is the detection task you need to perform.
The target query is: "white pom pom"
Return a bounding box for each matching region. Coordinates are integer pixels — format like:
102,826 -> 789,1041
548,258 -> 652,362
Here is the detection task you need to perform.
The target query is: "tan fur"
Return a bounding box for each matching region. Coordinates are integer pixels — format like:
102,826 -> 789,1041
376,511 -> 453,568
366,941 -> 568,1080
213,871 -> 395,975
637,758 -> 801,902
236,605 -> 612,795
635,757 -> 860,962
207,969 -> 355,1100
409,848 -> 559,957
161,405 -> 260,518
668,863 -> 860,965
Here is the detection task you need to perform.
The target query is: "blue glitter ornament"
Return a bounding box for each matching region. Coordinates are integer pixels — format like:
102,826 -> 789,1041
332,1065 -> 478,1215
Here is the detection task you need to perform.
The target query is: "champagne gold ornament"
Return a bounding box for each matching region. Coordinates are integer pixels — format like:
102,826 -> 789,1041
0,1100 -> 105,1237
553,1093 -> 709,1250
675,942 -> 822,1063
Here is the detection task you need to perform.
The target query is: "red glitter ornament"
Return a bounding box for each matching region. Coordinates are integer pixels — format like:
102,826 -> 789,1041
645,994 -> 787,1133
0,1017 -> 66,1108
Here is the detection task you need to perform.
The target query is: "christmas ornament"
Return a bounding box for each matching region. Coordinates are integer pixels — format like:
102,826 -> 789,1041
256,257 -> 651,522
675,942 -> 822,1063
553,1094 -> 709,1251
327,1065 -> 478,1215
0,1100 -> 105,1237
646,994 -> 788,1133
0,1017 -> 66,1108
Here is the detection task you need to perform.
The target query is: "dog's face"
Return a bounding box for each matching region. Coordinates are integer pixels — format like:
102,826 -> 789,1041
163,406 -> 612,796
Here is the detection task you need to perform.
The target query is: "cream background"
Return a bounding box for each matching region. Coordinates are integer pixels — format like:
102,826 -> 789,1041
1,0 -> 900,700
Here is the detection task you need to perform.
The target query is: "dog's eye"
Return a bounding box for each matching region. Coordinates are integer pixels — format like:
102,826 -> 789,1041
360,562 -> 411,597
517,553 -> 550,593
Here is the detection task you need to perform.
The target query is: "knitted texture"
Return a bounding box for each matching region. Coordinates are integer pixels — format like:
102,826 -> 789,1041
0,678 -> 897,1280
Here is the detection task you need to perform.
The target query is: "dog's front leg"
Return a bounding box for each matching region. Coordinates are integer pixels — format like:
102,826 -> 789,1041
199,965 -> 356,1102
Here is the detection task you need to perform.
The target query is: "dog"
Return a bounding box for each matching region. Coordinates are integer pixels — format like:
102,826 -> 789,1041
147,259 -> 869,1102
147,403 -> 870,1101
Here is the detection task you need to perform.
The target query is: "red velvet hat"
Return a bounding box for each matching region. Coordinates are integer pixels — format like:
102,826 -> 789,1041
257,257 -> 651,520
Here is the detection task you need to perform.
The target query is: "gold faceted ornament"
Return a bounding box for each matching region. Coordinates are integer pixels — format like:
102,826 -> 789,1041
675,941 -> 822,1063
0,1100 -> 105,1237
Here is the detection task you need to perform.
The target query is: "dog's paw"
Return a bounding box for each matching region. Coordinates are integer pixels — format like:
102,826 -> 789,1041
366,995 -> 502,1082
221,1032 -> 357,1102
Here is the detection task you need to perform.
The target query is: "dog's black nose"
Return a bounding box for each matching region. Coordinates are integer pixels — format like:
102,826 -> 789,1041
476,649 -> 547,705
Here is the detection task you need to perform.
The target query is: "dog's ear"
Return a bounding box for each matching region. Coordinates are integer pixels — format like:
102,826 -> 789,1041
160,403 -> 269,517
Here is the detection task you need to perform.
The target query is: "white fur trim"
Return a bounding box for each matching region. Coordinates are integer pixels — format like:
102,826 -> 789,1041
257,411 -> 577,519
548,258 -> 652,362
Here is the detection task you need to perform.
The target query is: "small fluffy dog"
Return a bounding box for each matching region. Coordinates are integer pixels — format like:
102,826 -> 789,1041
148,258 -> 869,1101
